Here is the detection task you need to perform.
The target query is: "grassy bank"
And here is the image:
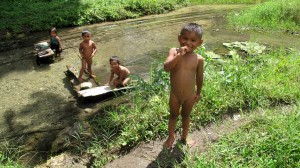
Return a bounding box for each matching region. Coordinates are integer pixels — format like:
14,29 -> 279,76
0,0 -> 264,36
228,0 -> 300,32
179,105 -> 300,167
189,0 -> 264,4
1,45 -> 299,167
81,45 -> 300,167
0,0 -> 186,35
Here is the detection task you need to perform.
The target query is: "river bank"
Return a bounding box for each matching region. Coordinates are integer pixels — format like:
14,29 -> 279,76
0,4 -> 299,167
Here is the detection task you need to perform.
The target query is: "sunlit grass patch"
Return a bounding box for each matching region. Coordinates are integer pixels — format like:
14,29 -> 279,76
228,0 -> 300,32
86,45 -> 300,166
193,46 -> 300,124
182,105 -> 300,167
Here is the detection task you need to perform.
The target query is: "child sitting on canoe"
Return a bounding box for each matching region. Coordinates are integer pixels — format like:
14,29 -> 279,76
106,56 -> 130,87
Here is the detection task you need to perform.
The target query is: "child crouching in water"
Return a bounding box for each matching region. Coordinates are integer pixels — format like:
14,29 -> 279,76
106,56 -> 130,87
50,27 -> 62,57
78,30 -> 97,82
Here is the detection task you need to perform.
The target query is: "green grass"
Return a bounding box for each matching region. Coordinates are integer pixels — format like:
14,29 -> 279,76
188,0 -> 264,4
0,0 -> 186,35
82,45 -> 300,167
2,0 -> 299,35
228,0 -> 300,32
0,139 -> 23,168
180,105 -> 300,167
0,0 -> 265,35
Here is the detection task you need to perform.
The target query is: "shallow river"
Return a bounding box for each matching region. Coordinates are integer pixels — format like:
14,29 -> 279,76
0,4 -> 299,165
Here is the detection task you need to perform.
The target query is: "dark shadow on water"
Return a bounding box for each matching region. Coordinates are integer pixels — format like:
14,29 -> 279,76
63,76 -> 79,100
0,91 -> 80,166
147,141 -> 186,168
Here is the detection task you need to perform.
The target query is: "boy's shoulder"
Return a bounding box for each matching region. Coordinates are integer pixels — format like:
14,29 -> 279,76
120,65 -> 129,70
196,53 -> 204,59
196,53 -> 204,64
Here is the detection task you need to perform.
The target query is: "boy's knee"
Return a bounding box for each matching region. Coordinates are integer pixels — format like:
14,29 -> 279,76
170,112 -> 179,119
181,113 -> 191,119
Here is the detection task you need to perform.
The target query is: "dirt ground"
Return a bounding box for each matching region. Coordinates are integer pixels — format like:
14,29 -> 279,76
38,111 -> 248,168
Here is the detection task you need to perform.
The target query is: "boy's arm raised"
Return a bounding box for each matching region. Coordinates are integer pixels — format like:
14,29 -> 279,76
164,47 -> 186,71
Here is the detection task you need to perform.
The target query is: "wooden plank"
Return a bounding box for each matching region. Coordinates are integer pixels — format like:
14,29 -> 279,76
78,86 -> 134,98
37,48 -> 54,58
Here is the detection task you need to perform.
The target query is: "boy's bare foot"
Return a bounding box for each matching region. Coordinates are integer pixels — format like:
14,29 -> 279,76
90,75 -> 96,79
78,77 -> 83,83
163,135 -> 175,150
181,139 -> 196,148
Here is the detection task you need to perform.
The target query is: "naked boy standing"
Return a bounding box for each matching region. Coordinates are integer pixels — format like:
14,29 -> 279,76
78,30 -> 97,82
163,23 -> 204,149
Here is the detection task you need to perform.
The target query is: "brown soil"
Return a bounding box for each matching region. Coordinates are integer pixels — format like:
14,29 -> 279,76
103,113 -> 247,168
36,112 -> 248,168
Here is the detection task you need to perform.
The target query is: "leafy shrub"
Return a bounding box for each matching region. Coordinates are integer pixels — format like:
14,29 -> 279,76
0,0 -> 184,34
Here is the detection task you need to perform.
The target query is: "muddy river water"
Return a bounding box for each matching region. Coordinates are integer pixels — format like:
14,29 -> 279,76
0,5 -> 299,165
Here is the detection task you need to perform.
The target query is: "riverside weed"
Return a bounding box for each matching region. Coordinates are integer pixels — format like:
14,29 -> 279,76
228,0 -> 300,32
75,45 -> 300,167
181,105 -> 300,167
0,139 -> 22,167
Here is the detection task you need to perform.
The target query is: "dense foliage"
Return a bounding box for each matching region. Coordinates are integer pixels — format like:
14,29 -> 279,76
0,0 -> 186,34
0,0 -> 266,35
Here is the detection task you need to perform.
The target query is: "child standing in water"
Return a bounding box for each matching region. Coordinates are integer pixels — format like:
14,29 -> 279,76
106,56 -> 130,87
78,30 -> 97,82
163,23 -> 204,149
50,27 -> 62,56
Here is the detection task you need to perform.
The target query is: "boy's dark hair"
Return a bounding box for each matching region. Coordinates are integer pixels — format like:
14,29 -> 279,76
50,27 -> 57,34
180,23 -> 203,39
82,30 -> 91,36
109,56 -> 120,64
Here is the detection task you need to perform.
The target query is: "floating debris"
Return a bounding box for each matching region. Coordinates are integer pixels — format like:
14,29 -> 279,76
223,41 -> 266,56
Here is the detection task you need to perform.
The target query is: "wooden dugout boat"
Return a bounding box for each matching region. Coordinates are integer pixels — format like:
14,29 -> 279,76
64,65 -> 134,102
34,42 -> 55,65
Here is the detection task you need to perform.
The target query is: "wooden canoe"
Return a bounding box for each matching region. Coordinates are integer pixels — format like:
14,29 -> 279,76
64,65 -> 134,102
